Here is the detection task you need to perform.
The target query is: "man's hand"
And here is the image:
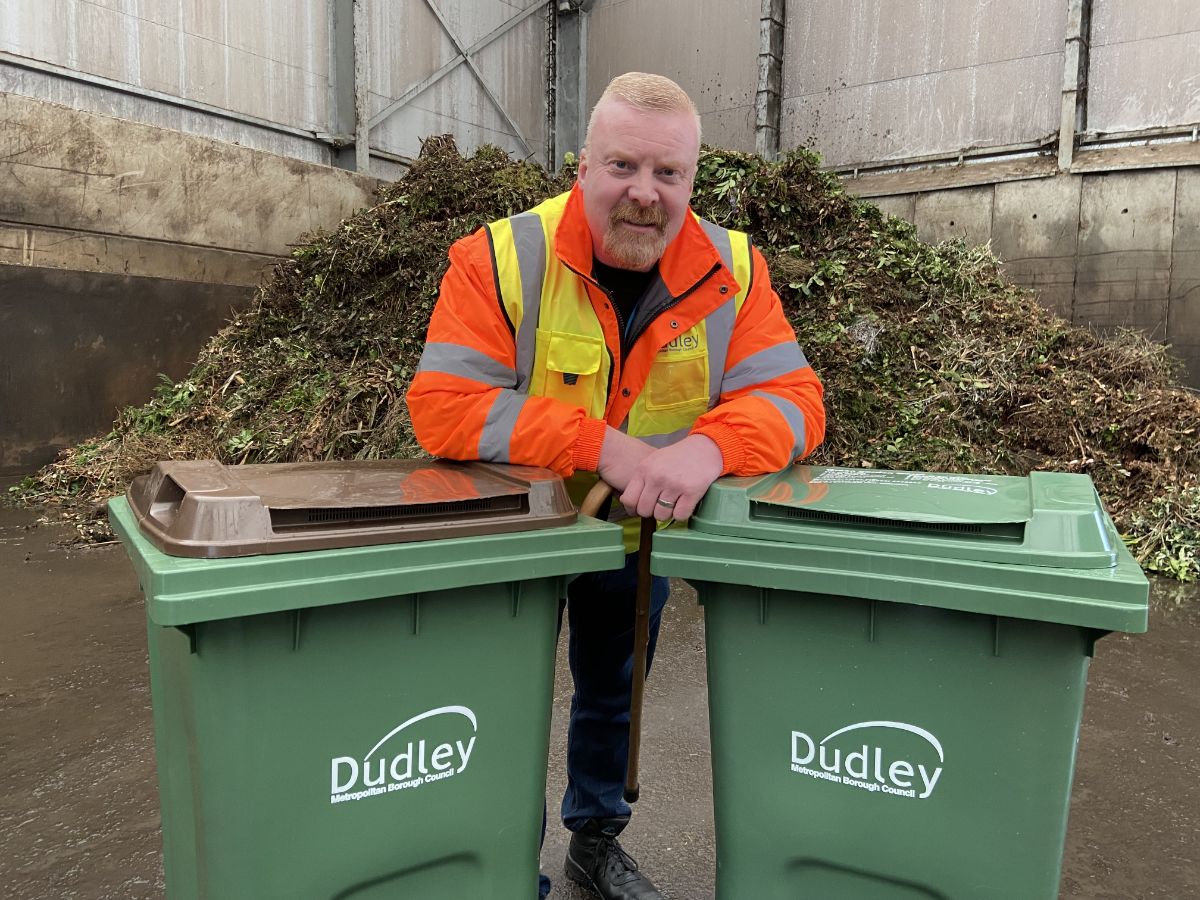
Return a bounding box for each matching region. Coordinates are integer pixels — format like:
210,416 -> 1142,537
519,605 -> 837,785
620,434 -> 724,522
596,426 -> 655,494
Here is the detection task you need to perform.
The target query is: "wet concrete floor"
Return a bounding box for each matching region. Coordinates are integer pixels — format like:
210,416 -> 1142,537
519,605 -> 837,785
1,488 -> 1197,898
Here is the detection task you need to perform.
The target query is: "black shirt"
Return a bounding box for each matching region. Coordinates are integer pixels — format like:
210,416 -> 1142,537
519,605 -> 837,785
593,260 -> 658,341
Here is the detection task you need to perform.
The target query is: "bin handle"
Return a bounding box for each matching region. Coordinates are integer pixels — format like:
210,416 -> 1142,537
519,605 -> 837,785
578,480 -> 615,519
575,478 -> 652,806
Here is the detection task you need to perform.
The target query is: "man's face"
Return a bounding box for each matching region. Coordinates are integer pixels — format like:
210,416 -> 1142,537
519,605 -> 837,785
577,98 -> 700,272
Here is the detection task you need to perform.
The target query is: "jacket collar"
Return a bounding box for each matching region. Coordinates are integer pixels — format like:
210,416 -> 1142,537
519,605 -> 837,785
554,184 -> 726,297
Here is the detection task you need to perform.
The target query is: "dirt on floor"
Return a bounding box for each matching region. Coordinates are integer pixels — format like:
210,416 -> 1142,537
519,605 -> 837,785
1,489 -> 1197,899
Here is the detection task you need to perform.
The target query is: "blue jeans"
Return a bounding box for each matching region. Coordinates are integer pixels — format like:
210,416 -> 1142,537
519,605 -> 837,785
539,552 -> 670,898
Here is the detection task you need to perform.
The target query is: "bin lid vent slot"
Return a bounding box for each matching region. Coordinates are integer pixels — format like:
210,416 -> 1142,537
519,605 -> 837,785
148,475 -> 187,530
750,503 -> 1026,542
271,495 -> 527,531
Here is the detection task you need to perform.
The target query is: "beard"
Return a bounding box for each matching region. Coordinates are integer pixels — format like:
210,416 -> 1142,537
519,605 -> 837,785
601,201 -> 669,270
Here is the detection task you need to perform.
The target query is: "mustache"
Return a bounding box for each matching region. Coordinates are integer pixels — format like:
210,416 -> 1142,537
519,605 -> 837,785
609,201 -> 667,231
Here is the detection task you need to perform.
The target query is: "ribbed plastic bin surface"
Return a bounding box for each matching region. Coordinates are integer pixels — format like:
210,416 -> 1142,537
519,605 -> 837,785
110,459 -> 624,900
652,465 -> 1148,900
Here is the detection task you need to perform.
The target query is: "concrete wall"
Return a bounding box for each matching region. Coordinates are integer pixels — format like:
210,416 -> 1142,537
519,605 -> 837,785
863,167 -> 1200,386
0,92 -> 372,261
0,267 -> 251,474
0,93 -> 379,474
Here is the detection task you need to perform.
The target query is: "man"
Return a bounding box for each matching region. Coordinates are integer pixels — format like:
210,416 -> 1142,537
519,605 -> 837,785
407,73 -> 824,899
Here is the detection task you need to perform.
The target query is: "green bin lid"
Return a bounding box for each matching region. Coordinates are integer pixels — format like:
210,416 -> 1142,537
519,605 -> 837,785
656,466 -> 1149,633
691,466 -> 1116,569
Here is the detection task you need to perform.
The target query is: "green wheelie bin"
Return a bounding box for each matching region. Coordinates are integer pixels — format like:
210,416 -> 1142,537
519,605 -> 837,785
109,458 -> 623,900
652,465 -> 1149,900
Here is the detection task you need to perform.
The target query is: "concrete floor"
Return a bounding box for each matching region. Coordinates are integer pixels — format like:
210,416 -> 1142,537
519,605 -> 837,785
1,492 -> 1198,898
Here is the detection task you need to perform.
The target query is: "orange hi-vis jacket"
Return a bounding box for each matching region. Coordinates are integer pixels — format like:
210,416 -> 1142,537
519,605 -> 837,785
406,185 -> 825,512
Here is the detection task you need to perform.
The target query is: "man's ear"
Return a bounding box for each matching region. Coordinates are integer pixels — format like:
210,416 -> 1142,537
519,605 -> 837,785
577,148 -> 589,184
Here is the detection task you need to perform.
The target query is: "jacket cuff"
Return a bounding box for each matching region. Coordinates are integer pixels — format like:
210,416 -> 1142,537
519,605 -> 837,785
572,417 -> 608,473
692,422 -> 745,475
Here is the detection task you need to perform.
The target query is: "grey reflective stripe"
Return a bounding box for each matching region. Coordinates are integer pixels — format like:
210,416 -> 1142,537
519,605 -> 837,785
705,297 -> 736,407
698,218 -> 734,273
417,342 -> 516,387
751,390 -> 807,459
478,390 -> 527,462
722,342 -> 808,394
697,218 -> 736,408
639,426 -> 692,449
510,213 -> 546,390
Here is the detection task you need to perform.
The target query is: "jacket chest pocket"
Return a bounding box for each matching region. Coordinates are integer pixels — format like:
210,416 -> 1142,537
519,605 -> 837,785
532,329 -> 606,415
645,340 -> 709,412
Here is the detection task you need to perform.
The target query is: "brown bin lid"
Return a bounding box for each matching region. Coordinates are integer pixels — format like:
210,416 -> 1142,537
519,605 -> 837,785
126,459 -> 577,559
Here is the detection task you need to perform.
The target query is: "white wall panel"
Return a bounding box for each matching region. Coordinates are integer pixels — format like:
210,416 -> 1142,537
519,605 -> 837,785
784,53 -> 1063,168
137,18 -> 181,96
783,0 -> 1065,167
1,0 -> 330,133
587,0 -> 758,152
1090,1 -> 1200,134
367,0 -> 548,165
0,63 -> 331,167
1091,1 -> 1200,46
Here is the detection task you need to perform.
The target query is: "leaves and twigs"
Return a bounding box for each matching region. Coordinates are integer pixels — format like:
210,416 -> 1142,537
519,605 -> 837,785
10,139 -> 1200,581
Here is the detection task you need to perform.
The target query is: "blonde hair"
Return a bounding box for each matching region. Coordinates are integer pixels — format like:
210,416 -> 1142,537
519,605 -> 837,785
585,72 -> 701,148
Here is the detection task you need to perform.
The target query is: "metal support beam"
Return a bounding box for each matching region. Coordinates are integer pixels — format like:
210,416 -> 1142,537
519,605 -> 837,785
756,0 -> 786,161
328,0 -> 357,170
545,4 -> 557,168
353,0 -> 370,173
555,0 -> 592,160
1058,0 -> 1092,170
328,0 -> 355,137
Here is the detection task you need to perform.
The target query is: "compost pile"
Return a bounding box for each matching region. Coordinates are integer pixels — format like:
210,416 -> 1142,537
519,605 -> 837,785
12,137 -> 1200,580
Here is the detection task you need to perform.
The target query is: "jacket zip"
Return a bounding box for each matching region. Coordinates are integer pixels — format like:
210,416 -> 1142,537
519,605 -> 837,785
623,262 -> 721,353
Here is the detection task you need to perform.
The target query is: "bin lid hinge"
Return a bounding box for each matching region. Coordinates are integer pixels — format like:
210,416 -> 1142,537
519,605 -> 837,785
176,623 -> 198,655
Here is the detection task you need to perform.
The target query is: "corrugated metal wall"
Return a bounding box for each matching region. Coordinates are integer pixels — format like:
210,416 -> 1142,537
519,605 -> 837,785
0,0 -> 551,169
582,0 -> 1199,168
369,0 -> 548,163
581,0 -> 1200,387
0,0 -> 331,132
1089,3 -> 1200,135
586,0 -> 758,152
783,0 -> 1066,168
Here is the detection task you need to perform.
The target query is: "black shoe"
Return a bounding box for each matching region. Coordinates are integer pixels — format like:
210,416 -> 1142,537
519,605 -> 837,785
564,818 -> 663,899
